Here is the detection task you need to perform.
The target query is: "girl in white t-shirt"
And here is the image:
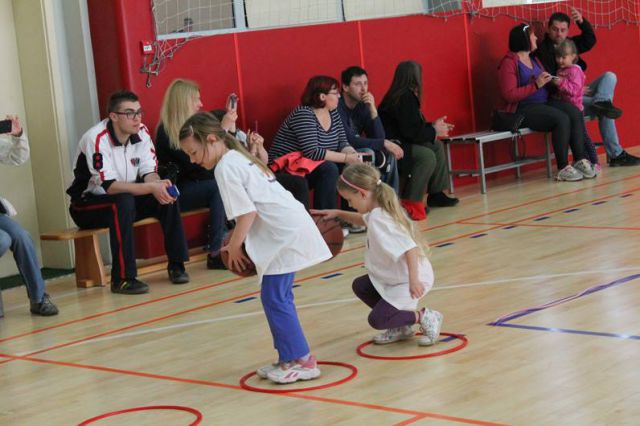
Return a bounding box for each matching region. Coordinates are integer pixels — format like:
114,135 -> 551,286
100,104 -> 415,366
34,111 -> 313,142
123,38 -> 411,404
179,112 -> 332,384
313,163 -> 442,346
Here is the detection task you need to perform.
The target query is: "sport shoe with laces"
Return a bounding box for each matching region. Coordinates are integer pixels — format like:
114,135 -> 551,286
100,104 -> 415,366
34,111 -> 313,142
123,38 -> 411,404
207,253 -> 227,270
573,159 -> 596,179
266,355 -> 321,384
427,192 -> 459,208
256,362 -> 279,379
30,293 -> 59,316
111,278 -> 149,295
418,308 -> 443,346
556,165 -> 583,181
168,269 -> 190,284
373,326 -> 415,345
609,150 -> 640,167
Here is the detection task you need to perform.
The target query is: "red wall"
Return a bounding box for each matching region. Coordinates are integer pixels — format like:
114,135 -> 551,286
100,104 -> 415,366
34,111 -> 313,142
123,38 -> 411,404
87,0 -> 640,187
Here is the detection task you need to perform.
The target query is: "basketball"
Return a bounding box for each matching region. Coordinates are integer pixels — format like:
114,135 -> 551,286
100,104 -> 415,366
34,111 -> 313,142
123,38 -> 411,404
311,214 -> 344,258
220,229 -> 257,277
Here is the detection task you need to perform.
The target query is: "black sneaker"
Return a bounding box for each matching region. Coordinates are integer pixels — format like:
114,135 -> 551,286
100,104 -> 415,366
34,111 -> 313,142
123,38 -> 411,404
608,151 -> 640,167
427,192 -> 459,208
591,101 -> 622,119
30,293 -> 59,316
111,278 -> 149,294
168,269 -> 190,284
207,254 -> 226,270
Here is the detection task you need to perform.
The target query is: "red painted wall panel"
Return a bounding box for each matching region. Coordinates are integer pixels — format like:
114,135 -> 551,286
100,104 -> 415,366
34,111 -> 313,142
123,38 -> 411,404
87,1 -> 640,188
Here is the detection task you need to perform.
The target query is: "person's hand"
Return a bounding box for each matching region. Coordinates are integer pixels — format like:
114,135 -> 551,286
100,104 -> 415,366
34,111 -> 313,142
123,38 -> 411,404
248,131 -> 264,147
571,7 -> 583,24
583,86 -> 593,96
535,72 -> 553,89
220,110 -> 238,132
434,116 -> 454,138
7,115 -> 23,137
384,139 -> 404,160
226,93 -> 238,113
310,209 -> 340,221
409,278 -> 425,299
150,180 -> 174,204
344,152 -> 363,164
222,242 -> 251,272
551,76 -> 562,86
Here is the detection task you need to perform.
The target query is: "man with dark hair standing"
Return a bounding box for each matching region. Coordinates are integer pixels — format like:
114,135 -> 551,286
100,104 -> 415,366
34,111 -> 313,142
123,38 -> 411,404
67,91 -> 189,295
534,8 -> 640,167
338,66 -> 404,194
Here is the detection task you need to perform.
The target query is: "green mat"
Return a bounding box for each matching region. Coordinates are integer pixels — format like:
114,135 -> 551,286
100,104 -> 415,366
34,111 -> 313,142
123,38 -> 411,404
0,268 -> 74,291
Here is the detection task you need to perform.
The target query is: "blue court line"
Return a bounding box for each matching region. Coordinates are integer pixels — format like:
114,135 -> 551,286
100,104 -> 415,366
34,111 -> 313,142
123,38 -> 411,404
592,201 -> 608,205
489,274 -> 640,341
436,242 -> 454,248
534,216 -> 550,221
234,297 -> 257,304
502,225 -> 517,229
439,336 -> 457,343
293,285 -> 301,288
493,323 -> 640,340
470,233 -> 487,238
621,194 -> 633,198
563,208 -> 580,213
322,273 -> 343,279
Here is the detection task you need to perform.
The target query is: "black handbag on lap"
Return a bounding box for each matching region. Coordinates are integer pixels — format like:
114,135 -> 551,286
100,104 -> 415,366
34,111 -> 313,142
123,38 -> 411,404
491,111 -> 525,133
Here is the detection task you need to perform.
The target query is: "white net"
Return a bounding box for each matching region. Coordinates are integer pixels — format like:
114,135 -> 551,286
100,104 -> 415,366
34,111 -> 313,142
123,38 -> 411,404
143,0 -> 639,85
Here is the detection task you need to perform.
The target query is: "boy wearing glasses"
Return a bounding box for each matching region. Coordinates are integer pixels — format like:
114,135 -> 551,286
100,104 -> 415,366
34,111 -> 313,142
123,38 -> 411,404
67,91 -> 189,294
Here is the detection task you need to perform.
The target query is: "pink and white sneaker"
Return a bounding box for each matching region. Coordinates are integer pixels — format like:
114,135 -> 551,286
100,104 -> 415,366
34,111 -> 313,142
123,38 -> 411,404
256,362 -> 278,379
266,355 -> 321,384
594,163 -> 602,176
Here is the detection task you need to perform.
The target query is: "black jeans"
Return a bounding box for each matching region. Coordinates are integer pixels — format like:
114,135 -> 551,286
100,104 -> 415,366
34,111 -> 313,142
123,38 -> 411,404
518,100 -> 586,169
305,161 -> 339,209
70,193 -> 189,282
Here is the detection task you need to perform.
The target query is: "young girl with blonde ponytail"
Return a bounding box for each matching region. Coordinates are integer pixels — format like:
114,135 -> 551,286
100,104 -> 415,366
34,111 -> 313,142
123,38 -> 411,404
313,163 -> 442,345
179,112 -> 332,384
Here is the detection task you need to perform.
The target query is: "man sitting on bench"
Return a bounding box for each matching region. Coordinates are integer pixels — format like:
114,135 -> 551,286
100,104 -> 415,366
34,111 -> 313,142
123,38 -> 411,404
66,91 -> 189,295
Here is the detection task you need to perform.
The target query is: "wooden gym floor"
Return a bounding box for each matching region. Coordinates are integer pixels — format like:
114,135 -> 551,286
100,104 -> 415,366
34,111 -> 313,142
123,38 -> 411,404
1,157 -> 639,425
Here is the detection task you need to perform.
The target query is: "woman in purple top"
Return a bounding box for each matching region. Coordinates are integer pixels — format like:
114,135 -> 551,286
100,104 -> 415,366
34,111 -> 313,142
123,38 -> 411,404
496,23 -> 595,181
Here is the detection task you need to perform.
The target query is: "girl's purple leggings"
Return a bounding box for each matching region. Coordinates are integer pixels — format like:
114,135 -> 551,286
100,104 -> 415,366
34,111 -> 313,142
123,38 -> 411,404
352,274 -> 416,330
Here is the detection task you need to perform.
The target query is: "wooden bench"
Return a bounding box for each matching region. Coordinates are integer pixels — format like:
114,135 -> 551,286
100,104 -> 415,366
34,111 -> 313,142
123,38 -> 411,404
443,116 -> 600,194
41,208 -> 209,288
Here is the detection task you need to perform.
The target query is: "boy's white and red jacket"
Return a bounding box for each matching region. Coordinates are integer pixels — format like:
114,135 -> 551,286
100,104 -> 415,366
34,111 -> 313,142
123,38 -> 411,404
66,119 -> 158,201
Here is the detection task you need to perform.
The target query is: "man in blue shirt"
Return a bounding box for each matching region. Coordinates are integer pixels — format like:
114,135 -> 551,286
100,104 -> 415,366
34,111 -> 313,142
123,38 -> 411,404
337,66 -> 403,193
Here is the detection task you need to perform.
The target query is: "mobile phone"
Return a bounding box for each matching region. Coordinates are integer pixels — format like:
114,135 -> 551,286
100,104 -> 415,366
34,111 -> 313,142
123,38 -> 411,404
167,185 -> 180,198
361,153 -> 374,163
551,75 -> 560,80
0,119 -> 12,134
229,94 -> 238,109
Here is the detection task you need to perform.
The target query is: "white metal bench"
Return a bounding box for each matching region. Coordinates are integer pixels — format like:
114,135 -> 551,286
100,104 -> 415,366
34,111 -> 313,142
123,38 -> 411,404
443,116 -> 600,194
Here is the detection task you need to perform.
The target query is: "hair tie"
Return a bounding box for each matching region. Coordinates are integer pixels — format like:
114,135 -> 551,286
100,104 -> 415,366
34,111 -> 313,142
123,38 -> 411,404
376,179 -> 382,186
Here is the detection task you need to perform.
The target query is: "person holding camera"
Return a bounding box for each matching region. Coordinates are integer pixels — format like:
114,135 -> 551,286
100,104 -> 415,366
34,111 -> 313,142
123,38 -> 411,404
0,115 -> 58,315
337,66 -> 403,195
67,91 -> 190,295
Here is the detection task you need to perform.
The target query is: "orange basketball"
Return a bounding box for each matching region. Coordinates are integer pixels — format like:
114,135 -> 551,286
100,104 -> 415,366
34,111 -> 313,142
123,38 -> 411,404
311,214 -> 344,258
220,229 -> 257,277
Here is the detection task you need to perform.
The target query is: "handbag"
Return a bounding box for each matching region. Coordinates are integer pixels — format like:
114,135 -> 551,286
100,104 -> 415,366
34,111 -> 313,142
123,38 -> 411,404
491,110 -> 525,133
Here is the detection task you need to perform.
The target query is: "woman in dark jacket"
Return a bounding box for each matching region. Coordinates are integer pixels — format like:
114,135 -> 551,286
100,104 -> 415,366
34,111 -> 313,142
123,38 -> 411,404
378,60 -> 457,221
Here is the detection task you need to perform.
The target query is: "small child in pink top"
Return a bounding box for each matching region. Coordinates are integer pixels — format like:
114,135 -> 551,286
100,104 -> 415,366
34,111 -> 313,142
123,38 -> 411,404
552,39 -> 600,173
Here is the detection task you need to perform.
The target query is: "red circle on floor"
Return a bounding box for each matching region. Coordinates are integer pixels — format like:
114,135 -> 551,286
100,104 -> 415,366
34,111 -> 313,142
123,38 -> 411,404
240,361 -> 358,393
78,405 -> 203,425
356,332 -> 468,360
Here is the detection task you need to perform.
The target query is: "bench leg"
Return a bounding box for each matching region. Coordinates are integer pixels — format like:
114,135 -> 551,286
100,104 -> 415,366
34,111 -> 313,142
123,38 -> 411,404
74,234 -> 107,288
445,142 -> 455,194
478,142 -> 487,194
545,133 -> 553,178
513,136 -> 522,179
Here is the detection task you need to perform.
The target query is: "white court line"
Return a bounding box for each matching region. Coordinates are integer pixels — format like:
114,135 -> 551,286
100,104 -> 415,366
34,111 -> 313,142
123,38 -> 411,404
17,265 -> 640,354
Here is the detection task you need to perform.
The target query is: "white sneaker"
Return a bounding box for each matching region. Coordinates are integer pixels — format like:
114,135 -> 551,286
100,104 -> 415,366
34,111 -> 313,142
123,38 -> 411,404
347,224 -> 367,234
556,165 -> 583,181
418,308 -> 443,346
373,326 -> 415,345
256,362 -> 278,379
266,355 -> 321,384
573,159 -> 596,179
